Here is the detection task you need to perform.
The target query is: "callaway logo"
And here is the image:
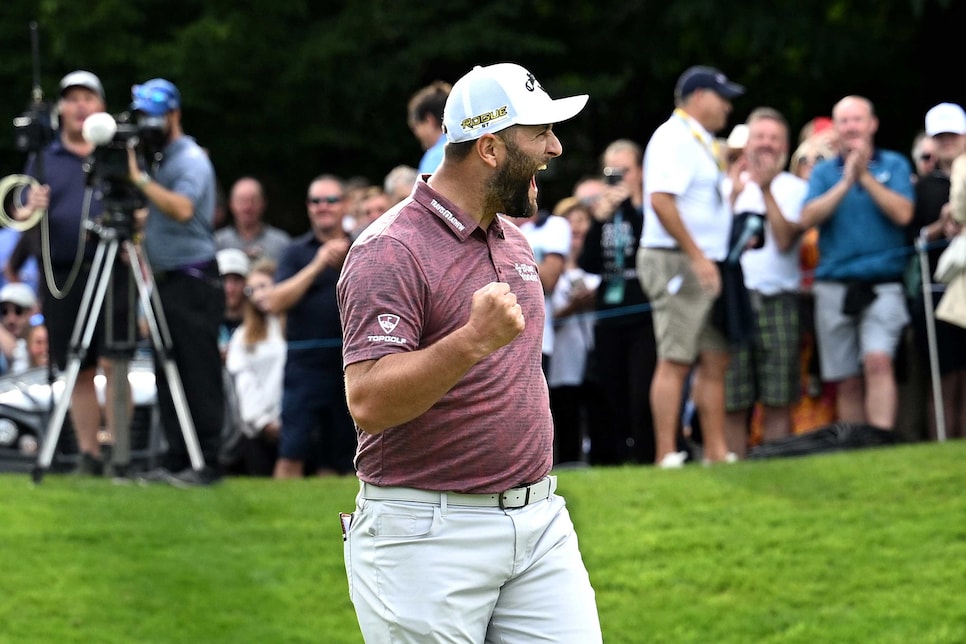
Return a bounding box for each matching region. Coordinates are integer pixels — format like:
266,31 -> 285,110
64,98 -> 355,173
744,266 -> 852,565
526,72 -> 539,92
378,314 -> 400,334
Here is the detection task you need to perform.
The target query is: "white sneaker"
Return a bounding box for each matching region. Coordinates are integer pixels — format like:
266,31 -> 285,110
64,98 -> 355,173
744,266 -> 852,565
703,452 -> 739,466
657,451 -> 688,469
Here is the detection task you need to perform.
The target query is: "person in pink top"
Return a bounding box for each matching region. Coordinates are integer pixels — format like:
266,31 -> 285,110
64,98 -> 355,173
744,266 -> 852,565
337,62 -> 602,643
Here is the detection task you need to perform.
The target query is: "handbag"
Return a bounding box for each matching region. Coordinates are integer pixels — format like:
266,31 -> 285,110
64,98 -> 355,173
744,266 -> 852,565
934,233 -> 966,284
935,270 -> 966,329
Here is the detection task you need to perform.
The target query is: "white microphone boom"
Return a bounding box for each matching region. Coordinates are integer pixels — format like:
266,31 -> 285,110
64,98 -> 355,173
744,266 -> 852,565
82,112 -> 117,146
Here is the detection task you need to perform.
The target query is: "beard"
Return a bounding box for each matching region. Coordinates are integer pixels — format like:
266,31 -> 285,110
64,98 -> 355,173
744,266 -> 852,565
484,137 -> 538,220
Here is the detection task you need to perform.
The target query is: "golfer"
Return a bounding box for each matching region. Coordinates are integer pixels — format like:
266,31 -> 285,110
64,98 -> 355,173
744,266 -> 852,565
338,62 -> 602,642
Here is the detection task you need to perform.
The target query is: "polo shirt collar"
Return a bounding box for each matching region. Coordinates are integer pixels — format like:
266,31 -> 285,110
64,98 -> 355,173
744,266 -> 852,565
412,177 -> 482,242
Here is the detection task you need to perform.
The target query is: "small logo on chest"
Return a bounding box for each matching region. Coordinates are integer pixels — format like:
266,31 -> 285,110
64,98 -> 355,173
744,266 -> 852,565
514,263 -> 539,283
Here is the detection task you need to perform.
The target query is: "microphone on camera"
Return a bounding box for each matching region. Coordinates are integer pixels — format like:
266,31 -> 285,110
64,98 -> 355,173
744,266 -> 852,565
82,112 -> 117,146
727,212 -> 764,265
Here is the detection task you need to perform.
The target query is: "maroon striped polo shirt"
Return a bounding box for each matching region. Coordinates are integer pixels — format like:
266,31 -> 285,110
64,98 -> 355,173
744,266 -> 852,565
338,178 -> 552,493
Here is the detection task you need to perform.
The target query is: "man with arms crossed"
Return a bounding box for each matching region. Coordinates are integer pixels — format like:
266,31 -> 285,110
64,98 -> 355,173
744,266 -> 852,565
338,63 -> 601,642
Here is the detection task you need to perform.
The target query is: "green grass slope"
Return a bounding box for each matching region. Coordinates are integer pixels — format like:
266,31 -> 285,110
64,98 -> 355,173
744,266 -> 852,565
1,441 -> 963,643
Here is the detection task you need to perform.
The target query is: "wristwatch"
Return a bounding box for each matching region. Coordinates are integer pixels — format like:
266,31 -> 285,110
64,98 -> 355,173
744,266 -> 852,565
135,172 -> 151,189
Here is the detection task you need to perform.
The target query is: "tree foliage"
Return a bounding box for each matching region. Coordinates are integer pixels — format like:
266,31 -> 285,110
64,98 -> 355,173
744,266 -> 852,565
1,0 -> 963,231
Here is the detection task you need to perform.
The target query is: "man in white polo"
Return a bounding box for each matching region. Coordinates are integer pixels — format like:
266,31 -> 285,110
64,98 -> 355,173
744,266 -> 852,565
637,65 -> 745,467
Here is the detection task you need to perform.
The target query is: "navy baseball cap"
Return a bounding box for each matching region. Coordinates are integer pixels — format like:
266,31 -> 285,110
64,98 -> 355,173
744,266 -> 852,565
675,66 -> 745,101
130,78 -> 181,116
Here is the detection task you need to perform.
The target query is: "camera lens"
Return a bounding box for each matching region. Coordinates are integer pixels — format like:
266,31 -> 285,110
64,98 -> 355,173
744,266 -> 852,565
603,167 -> 624,185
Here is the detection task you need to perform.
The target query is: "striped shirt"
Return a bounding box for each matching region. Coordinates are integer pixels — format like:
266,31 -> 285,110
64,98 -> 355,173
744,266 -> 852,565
338,179 -> 552,493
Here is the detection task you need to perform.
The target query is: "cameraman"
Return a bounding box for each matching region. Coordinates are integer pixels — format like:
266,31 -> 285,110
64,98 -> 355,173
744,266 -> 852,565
17,70 -> 123,476
126,78 -> 225,487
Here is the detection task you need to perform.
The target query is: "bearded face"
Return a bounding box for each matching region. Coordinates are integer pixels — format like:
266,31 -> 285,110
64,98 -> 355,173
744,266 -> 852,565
486,133 -> 539,220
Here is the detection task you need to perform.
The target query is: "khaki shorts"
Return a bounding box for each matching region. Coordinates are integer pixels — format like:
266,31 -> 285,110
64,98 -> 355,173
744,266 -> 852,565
637,247 -> 727,363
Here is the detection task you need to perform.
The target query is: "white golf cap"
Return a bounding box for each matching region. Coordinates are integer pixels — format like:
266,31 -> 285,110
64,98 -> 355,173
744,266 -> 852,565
726,123 -> 749,149
925,102 -> 966,137
216,248 -> 251,277
442,63 -> 588,143
59,70 -> 105,101
0,282 -> 37,309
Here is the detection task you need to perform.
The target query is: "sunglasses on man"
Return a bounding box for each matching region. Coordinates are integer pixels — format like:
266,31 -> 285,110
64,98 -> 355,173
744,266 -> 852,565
307,195 -> 342,205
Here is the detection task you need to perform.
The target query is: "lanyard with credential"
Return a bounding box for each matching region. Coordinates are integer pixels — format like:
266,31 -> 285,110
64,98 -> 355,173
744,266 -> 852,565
673,108 -> 726,171
673,108 -> 726,205
604,208 -> 627,304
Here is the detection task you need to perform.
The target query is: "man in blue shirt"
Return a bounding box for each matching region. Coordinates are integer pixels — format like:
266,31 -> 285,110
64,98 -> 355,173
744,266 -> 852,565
265,174 -> 355,478
128,78 -> 225,486
408,81 -> 451,175
800,95 -> 914,431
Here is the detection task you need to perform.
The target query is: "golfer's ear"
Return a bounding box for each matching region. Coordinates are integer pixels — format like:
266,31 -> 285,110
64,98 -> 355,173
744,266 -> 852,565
476,133 -> 504,169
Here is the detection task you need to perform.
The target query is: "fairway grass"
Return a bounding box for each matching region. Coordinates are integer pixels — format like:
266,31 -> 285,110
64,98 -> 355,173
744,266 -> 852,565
1,440 -> 964,643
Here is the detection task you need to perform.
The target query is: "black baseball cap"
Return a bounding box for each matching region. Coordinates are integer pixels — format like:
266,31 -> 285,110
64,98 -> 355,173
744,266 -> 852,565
675,66 -> 745,101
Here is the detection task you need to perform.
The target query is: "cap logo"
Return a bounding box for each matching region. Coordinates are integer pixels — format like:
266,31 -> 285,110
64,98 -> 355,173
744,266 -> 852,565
460,105 -> 509,134
525,73 -> 537,92
715,73 -> 727,84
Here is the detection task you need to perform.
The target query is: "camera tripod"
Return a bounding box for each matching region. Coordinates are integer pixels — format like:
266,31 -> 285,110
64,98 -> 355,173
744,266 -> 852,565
32,207 -> 205,483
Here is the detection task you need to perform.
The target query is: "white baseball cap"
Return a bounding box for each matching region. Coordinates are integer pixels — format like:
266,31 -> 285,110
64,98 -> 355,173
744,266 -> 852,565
0,283 -> 37,309
442,63 -> 588,143
59,70 -> 105,101
216,248 -> 251,277
925,103 -> 966,137
726,123 -> 749,149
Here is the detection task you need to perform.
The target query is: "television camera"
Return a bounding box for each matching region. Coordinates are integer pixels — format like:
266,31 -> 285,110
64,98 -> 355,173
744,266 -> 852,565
82,111 -> 166,218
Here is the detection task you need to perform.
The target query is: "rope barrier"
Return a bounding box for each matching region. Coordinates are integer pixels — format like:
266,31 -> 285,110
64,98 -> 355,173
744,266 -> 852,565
554,236 -> 954,324
245,237 -> 966,351
286,338 -> 344,351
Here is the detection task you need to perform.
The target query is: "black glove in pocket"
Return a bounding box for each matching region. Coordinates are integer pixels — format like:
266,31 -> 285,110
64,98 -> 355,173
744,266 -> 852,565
842,281 -> 877,316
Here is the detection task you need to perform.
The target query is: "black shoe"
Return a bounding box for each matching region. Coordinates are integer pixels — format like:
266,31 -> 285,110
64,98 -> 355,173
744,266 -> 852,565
107,461 -> 135,484
73,452 -> 105,476
136,466 -> 175,485
166,466 -> 223,489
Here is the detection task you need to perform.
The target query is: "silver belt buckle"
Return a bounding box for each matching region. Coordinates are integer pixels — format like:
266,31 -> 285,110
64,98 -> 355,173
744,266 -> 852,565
499,484 -> 529,509
499,477 -> 552,509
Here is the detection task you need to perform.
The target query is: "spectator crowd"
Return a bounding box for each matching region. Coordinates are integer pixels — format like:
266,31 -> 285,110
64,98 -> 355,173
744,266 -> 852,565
4,66 -> 966,483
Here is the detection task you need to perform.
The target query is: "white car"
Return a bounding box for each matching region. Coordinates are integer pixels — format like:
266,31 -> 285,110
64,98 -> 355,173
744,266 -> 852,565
0,358 -> 161,473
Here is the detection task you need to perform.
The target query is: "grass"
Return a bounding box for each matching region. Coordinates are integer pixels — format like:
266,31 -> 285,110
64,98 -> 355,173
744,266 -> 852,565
1,441 -> 965,643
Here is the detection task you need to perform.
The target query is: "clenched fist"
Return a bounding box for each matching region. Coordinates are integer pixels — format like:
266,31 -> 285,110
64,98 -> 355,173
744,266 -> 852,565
465,281 -> 525,356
